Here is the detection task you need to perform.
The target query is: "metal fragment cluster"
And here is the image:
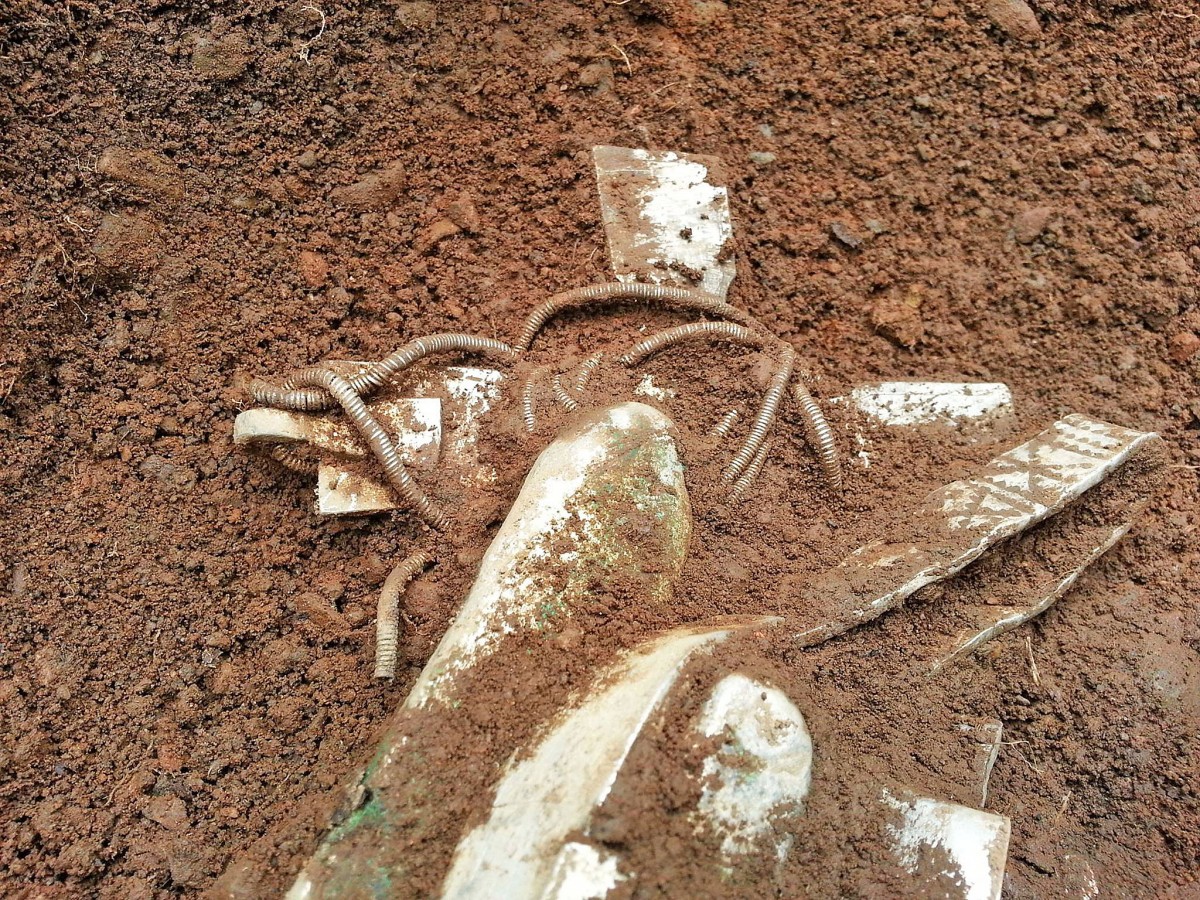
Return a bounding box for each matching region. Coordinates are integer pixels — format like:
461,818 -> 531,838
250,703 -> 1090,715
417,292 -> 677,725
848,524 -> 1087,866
516,282 -> 842,498
244,280 -> 845,677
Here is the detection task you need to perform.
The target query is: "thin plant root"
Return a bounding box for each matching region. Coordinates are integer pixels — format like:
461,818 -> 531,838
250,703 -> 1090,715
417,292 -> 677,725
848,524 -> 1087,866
793,380 -> 843,492
730,439 -> 772,500
710,409 -> 740,439
288,368 -> 447,528
724,345 -> 795,483
617,321 -> 764,367
573,352 -> 604,394
249,333 -> 516,411
516,281 -> 766,351
267,444 -> 319,476
551,373 -> 580,412
374,551 -> 431,679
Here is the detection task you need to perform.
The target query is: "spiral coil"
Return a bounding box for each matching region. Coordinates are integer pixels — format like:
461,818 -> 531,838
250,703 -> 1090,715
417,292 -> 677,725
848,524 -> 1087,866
724,345 -> 795,483
249,333 -> 516,412
793,381 -> 843,492
286,367 -> 446,528
517,281 -> 764,351
617,321 -> 763,367
374,551 -> 431,679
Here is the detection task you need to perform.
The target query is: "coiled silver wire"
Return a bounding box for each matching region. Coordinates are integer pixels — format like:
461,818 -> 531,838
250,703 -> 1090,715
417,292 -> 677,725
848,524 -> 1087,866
730,438 -> 772,500
248,333 -> 516,411
517,281 -> 765,351
287,367 -> 447,528
374,551 -> 430,679
723,345 -> 795,483
793,380 -> 843,492
616,321 -> 764,367
551,373 -> 580,412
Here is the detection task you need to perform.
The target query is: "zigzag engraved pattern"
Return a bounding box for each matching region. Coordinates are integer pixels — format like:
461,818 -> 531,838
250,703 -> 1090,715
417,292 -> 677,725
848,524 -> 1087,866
936,416 -> 1137,533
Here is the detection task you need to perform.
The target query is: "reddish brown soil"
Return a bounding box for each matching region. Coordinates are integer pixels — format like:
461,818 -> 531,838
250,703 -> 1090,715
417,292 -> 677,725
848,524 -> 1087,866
1,0 -> 1198,897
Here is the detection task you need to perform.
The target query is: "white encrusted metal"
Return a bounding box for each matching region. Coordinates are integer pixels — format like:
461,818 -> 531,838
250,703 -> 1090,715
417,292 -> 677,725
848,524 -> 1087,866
406,402 -> 690,708
593,146 -> 735,299
238,365 -> 503,515
417,366 -> 504,486
233,398 -> 441,464
796,415 -> 1160,647
846,382 -> 1014,428
694,675 -> 813,858
541,843 -> 628,900
954,720 -> 1005,809
440,623 -> 764,898
882,789 -> 1010,900
931,522 -> 1130,672
632,373 -> 676,401
315,465 -> 399,516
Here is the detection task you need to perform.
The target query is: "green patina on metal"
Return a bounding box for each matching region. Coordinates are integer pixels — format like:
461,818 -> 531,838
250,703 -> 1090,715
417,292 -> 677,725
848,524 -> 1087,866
326,794 -> 389,846
524,423 -> 688,635
535,597 -> 567,627
318,745 -> 436,857
288,406 -> 692,897
561,429 -> 688,605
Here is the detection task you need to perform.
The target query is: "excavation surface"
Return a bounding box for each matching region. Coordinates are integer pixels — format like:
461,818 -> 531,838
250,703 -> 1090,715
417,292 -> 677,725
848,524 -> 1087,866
1,0 -> 1197,896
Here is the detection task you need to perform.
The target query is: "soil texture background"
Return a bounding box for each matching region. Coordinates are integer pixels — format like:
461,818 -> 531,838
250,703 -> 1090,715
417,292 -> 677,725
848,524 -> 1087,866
1,0 -> 1198,897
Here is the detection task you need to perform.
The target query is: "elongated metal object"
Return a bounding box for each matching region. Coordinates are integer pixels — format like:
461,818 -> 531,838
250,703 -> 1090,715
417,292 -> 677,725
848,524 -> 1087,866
287,403 -> 694,900
793,414 -> 1164,648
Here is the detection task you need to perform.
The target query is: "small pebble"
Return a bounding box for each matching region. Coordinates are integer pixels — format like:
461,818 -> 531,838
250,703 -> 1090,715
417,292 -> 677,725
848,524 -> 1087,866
871,292 -> 925,348
91,213 -> 161,278
415,218 -> 461,254
143,795 -> 189,831
297,150 -> 319,170
97,147 -> 185,200
330,160 -> 406,210
578,61 -> 613,92
447,196 -> 481,233
1012,206 -> 1053,244
749,151 -> 777,166
982,0 -> 1042,41
10,562 -> 28,600
297,250 -> 329,288
830,221 -> 864,249
1167,332 -> 1200,363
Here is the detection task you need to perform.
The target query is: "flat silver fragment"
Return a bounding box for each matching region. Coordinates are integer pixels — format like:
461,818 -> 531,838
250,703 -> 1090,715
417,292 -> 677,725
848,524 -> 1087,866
593,145 -> 735,299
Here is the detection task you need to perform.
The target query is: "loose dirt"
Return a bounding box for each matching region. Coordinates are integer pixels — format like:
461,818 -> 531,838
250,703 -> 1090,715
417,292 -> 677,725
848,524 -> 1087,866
1,0 -> 1197,897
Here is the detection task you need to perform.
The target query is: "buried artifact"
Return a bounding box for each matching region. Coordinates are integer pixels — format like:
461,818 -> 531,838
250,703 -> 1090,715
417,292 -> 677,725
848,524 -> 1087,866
230,148 -> 1165,898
